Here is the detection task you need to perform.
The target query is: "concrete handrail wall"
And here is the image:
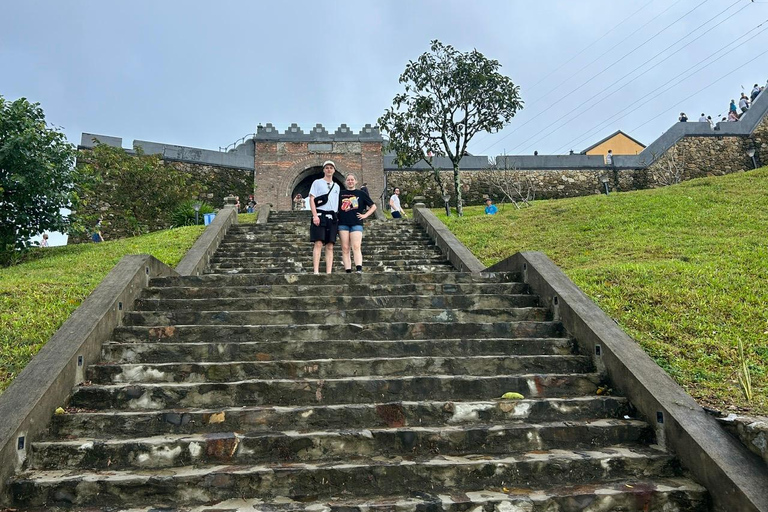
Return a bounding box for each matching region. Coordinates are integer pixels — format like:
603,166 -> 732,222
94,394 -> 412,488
0,255 -> 177,503
256,204 -> 271,224
486,252 -> 768,512
412,205 -> 485,273
175,206 -> 238,276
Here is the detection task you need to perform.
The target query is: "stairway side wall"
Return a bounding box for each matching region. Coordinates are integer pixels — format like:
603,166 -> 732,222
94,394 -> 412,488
486,251 -> 768,512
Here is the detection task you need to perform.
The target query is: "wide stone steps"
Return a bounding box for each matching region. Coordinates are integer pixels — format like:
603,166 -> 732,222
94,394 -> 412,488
11,446 -> 682,509
101,337 -> 576,364
133,294 -> 540,312
146,271 -> 521,287
139,281 -> 530,299
27,419 -> 652,471
16,478 -> 706,512
87,355 -> 593,384
205,261 -> 455,274
48,397 -> 630,438
120,306 -> 549,326
112,321 -> 565,344
210,252 -> 446,264
7,217 -> 708,511
68,373 -> 603,409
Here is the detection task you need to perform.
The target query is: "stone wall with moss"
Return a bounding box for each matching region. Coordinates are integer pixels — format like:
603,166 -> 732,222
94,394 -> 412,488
387,131 -> 766,207
166,161 -> 254,208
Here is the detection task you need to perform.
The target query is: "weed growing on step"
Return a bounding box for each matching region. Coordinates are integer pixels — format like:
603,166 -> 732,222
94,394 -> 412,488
0,225 -> 205,393
437,168 -> 768,414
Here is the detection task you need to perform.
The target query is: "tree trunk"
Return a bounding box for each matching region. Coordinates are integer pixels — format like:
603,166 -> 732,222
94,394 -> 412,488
453,164 -> 463,216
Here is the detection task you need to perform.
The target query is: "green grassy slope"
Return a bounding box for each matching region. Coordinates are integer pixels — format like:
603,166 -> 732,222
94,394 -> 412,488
0,225 -> 205,393
438,168 -> 768,414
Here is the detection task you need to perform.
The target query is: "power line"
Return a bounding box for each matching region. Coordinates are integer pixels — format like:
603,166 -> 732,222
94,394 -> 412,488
554,20 -> 768,153
475,0 -> 716,155
526,0 -> 657,91
510,0 -> 747,154
470,0 -> 684,149
628,46 -> 768,133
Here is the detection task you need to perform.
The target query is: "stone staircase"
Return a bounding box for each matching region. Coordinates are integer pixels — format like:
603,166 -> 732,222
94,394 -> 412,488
7,212 -> 709,511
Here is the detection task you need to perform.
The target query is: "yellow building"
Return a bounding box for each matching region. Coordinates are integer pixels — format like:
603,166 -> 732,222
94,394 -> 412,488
581,130 -> 645,156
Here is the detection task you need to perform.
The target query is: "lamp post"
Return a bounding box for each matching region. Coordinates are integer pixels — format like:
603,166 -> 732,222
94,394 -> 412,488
193,202 -> 201,225
747,147 -> 757,169
600,176 -> 610,195
442,194 -> 451,217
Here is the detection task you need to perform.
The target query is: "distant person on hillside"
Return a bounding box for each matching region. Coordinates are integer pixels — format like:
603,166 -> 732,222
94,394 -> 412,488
484,198 -> 498,215
739,93 -> 750,114
730,99 -> 738,117
751,84 -> 761,101
389,187 -> 406,219
293,193 -> 304,211
728,111 -> 739,122
338,173 -> 376,274
92,220 -> 104,243
40,233 -> 49,248
534,151 -> 539,156
707,116 -> 713,128
605,149 -> 613,165
678,112 -> 688,122
698,113 -> 708,123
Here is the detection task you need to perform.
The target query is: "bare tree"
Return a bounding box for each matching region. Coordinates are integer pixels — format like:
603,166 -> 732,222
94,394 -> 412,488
486,162 -> 536,209
650,146 -> 685,186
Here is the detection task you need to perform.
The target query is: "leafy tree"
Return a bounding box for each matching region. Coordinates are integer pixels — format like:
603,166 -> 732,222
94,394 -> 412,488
379,40 -> 523,216
0,96 -> 77,265
73,143 -> 204,239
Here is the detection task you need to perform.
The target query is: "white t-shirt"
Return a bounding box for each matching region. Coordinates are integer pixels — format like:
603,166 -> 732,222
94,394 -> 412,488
309,179 -> 340,212
698,115 -> 708,123
390,194 -> 402,212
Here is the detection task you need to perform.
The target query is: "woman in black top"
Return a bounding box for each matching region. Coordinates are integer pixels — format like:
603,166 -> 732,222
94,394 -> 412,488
338,173 -> 377,273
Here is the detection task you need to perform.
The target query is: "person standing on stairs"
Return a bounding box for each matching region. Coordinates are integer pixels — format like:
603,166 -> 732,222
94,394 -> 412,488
309,161 -> 341,274
338,173 -> 377,273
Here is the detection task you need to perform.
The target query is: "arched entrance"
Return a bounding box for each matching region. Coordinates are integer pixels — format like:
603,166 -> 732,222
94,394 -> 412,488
289,166 -> 345,208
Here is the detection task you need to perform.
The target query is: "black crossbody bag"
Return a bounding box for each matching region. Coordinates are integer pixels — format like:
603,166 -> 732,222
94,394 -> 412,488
314,182 -> 336,208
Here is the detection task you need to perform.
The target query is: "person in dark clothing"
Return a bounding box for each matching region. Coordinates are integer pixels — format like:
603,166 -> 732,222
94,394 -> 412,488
338,173 -> 377,273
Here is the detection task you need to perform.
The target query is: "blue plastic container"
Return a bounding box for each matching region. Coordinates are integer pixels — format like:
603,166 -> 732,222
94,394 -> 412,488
203,213 -> 215,226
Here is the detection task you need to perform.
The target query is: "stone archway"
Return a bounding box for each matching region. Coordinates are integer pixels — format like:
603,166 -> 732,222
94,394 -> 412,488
289,166 -> 345,208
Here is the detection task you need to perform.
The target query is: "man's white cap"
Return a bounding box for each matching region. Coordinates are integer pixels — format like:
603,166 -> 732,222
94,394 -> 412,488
322,160 -> 336,169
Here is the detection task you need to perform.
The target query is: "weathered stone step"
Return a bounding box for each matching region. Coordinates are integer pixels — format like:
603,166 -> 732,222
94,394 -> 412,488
26,478 -> 707,512
148,272 -> 520,288
112,321 -> 564,344
11,446 -> 679,508
121,306 -> 550,327
208,256 -> 447,269
211,248 -> 445,260
204,263 -> 456,274
48,397 -> 630,438
133,293 -> 540,313
29,419 -> 651,471
69,373 -> 602,410
140,281 -> 529,300
88,355 -> 592,384
218,233 -> 434,243
102,337 -> 575,364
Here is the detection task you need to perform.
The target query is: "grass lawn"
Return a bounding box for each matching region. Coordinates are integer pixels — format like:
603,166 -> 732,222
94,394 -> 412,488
438,168 -> 768,414
0,225 -> 205,393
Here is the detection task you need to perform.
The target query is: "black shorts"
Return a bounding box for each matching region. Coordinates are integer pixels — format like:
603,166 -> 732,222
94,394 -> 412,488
310,211 -> 338,244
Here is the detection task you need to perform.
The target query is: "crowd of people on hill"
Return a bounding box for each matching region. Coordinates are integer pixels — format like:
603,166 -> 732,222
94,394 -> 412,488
678,81 -> 765,127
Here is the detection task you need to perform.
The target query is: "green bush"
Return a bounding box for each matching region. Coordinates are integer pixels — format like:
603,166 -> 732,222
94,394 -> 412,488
171,200 -> 215,227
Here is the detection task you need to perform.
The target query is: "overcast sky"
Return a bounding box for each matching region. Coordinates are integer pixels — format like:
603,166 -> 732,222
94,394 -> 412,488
3,1 -> 767,159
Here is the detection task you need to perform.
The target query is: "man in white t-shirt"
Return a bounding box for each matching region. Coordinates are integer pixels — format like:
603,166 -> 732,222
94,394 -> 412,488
389,187 -> 406,219
309,161 -> 341,274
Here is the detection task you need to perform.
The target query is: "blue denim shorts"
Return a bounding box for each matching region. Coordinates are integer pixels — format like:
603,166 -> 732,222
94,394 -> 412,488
338,224 -> 364,233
